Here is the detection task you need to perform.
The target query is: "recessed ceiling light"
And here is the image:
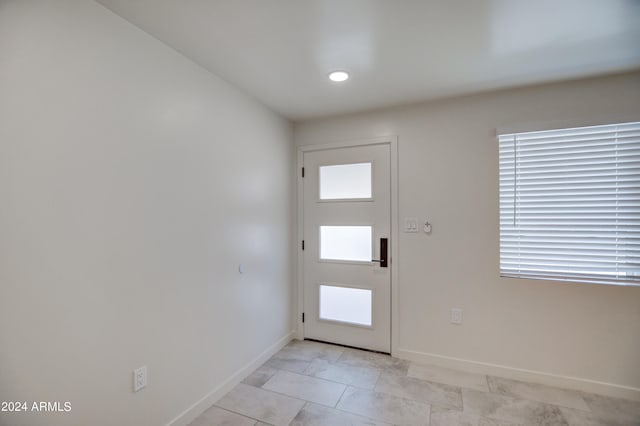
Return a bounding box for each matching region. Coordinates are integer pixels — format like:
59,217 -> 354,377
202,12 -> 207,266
328,71 -> 349,82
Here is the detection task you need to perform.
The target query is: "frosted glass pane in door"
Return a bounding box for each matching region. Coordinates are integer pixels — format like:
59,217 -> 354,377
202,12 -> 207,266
320,226 -> 372,262
320,285 -> 372,326
319,163 -> 372,199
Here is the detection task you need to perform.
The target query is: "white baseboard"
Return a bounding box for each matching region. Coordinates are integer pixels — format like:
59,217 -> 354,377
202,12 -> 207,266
396,348 -> 640,402
167,331 -> 296,426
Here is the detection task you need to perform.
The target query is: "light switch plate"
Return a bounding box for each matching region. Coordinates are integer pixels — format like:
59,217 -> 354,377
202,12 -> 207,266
404,218 -> 418,233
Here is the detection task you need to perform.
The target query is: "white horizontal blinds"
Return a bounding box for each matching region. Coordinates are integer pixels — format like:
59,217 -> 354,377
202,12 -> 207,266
499,121 -> 640,285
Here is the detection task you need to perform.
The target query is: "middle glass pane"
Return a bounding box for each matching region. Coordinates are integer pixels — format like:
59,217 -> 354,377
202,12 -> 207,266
320,225 -> 372,262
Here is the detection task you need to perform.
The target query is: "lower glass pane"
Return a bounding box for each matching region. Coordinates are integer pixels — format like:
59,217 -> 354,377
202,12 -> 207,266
319,284 -> 372,326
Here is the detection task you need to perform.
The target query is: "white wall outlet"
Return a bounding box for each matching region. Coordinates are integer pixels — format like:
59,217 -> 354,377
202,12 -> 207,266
450,308 -> 463,325
133,365 -> 147,392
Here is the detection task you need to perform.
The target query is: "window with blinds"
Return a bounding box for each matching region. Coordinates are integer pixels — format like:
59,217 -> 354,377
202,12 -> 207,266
498,121 -> 640,285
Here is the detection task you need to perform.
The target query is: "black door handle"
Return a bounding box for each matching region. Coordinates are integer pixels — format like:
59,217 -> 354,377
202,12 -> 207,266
371,238 -> 388,268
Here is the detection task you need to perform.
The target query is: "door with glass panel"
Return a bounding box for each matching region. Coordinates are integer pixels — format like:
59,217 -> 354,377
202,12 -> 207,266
303,144 -> 391,353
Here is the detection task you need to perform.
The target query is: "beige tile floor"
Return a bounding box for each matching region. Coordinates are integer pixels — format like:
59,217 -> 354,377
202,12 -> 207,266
189,340 -> 640,426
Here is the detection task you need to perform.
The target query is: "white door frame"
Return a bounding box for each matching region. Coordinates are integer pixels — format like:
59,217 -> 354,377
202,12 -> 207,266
296,136 -> 399,355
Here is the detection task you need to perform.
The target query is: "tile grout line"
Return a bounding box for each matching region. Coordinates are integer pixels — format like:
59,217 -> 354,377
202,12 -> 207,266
274,365 -> 344,385
305,365 -> 382,389
372,368 -> 383,390
215,384 -> 306,426
296,387 -> 398,426
334,385 -> 348,409
287,401 -> 309,425
269,363 -> 371,389
211,404 -> 275,425
258,377 -> 344,409
341,383 -> 441,424
233,382 -> 310,404
331,386 -> 394,425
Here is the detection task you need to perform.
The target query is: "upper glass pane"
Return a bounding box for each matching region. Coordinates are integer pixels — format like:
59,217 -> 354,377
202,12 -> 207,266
319,162 -> 372,200
320,225 -> 372,262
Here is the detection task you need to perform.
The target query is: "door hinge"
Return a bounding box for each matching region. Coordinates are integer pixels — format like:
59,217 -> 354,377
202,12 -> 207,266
301,167 -> 305,178
302,240 -> 305,250
302,313 -> 305,323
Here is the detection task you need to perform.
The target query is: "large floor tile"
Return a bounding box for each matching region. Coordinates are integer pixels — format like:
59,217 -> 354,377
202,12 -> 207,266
487,376 -> 590,411
265,356 -> 311,374
559,406 -> 640,426
337,348 -> 409,375
263,370 -> 347,407
336,386 -> 431,426
408,363 -> 490,392
290,402 -> 391,426
188,406 -> 257,426
274,340 -> 345,362
242,364 -> 279,387
462,388 -> 568,426
375,372 -> 463,410
215,383 -> 304,426
429,407 -> 481,426
581,392 -> 640,424
478,418 -> 522,426
430,406 -> 520,426
304,359 -> 381,390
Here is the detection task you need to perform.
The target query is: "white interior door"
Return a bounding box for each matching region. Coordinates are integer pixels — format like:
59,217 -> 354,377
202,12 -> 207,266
302,144 -> 391,353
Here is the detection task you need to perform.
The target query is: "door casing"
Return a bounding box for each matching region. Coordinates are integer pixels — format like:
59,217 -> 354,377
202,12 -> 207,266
296,136 -> 399,355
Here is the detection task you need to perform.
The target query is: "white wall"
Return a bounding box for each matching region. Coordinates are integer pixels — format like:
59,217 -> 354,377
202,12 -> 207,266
294,72 -> 640,398
0,1 -> 292,425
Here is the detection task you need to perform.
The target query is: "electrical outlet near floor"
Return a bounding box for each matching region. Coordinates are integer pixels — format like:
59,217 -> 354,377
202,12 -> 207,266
133,365 -> 147,392
450,308 -> 463,325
